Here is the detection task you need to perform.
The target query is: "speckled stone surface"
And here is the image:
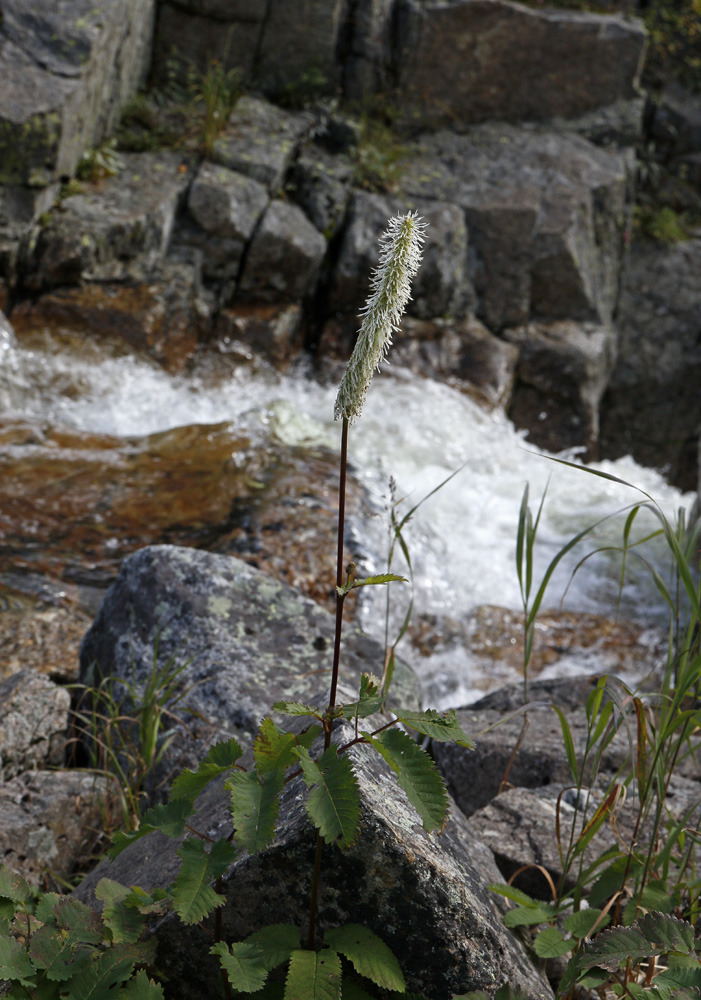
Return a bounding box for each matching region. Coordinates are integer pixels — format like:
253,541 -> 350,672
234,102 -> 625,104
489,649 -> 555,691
79,545 -> 422,774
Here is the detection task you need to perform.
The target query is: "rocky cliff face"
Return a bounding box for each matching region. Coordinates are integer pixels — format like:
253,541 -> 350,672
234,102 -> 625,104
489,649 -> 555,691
0,0 -> 699,487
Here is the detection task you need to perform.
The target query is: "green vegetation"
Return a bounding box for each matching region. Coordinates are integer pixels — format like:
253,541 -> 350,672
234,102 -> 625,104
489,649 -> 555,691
493,463 -> 701,997
643,0 -> 701,95
68,645 -> 200,837
634,204 -> 692,243
76,138 -> 124,183
115,59 -> 240,160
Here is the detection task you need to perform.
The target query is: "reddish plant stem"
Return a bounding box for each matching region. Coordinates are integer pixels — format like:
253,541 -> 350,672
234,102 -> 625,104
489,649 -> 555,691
306,417 -> 349,950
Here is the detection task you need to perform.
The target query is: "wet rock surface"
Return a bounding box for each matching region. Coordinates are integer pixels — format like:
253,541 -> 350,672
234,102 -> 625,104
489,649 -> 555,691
409,605 -> 667,704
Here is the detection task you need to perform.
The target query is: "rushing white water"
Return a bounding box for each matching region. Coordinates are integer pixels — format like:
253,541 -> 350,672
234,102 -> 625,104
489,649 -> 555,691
2,325 -> 695,705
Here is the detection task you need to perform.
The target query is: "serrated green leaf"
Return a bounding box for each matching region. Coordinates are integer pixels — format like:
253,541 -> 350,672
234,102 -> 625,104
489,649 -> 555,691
171,838 -> 226,924
503,906 -> 557,928
294,747 -> 360,848
394,710 -> 475,749
95,880 -> 145,945
563,908 -> 609,939
0,867 -> 33,905
637,913 -> 696,955
340,675 -> 385,720
272,702 -> 322,719
108,798 -> 195,860
284,948 -> 342,1000
118,969 -> 165,999
28,925 -> 85,982
0,935 -> 37,986
227,769 -> 284,854
170,738 -> 244,802
53,898 -> 104,945
324,925 -> 405,991
245,924 -> 301,972
211,941 -> 269,993
533,927 -> 572,959
66,949 -> 138,1000
34,893 -> 61,926
340,978 -> 377,1000
253,719 -> 322,774
363,729 -> 449,833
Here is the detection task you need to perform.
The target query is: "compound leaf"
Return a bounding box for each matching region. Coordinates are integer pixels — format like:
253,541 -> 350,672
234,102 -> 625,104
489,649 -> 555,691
394,709 -> 475,749
35,894 -> 61,926
109,799 -> 195,860
533,927 -> 571,959
170,738 -> 244,802
0,867 -> 32,905
253,719 -> 322,775
54,899 -> 104,945
363,729 -> 449,833
228,769 -> 284,854
563,908 -> 609,939
118,969 -> 165,999
284,948 -> 342,1000
340,675 -> 384,720
171,838 -> 225,925
0,935 -> 36,986
324,925 -> 405,991
28,925 -> 87,982
503,906 -> 557,928
211,941 -> 268,993
245,924 -> 301,972
66,947 -> 143,1000
294,748 -> 360,848
272,703 -> 322,719
95,880 -> 145,945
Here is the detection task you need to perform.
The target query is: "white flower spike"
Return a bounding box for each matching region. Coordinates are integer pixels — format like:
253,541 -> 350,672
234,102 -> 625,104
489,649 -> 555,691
334,211 -> 427,423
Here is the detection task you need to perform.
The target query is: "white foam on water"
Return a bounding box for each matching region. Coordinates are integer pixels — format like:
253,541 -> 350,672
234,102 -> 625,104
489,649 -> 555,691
2,328 -> 695,705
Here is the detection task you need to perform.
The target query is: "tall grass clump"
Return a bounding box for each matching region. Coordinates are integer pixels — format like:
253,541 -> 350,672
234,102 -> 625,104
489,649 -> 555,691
493,463 -> 701,997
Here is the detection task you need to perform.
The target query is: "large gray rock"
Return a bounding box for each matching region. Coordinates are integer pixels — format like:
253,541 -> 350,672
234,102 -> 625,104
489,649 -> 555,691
27,152 -> 191,290
185,162 -> 269,282
213,96 -> 313,192
0,670 -> 70,780
237,200 -> 327,303
287,144 -> 354,239
400,125 -> 631,332
599,238 -> 701,491
0,0 -> 155,191
79,546 -> 421,775
75,722 -> 553,1000
504,320 -> 616,455
329,190 -> 474,321
0,770 -> 109,886
255,0 -> 349,97
392,316 -> 518,409
151,1 -> 264,85
466,773 -> 701,902
395,0 -> 646,129
342,0 -> 395,100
